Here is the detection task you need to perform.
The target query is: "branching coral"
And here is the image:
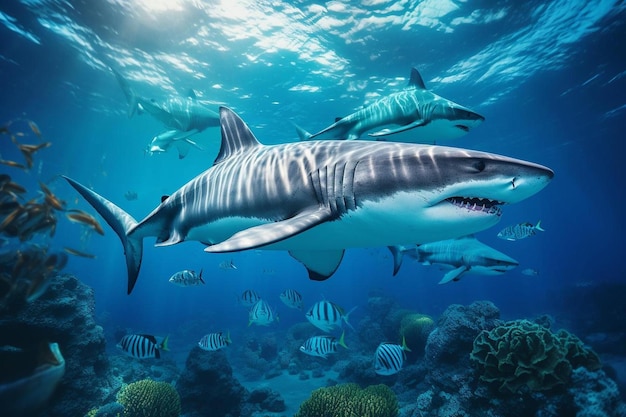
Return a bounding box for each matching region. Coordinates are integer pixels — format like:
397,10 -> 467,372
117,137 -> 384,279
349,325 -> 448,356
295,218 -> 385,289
116,379 -> 181,417
294,382 -> 398,417
470,320 -> 601,393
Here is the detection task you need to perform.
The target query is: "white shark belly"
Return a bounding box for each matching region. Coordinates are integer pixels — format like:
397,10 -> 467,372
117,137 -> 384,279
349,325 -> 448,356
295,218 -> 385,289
185,192 -> 499,251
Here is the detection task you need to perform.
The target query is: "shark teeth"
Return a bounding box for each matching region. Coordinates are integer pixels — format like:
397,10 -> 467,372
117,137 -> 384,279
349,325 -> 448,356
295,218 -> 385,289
446,197 -> 503,217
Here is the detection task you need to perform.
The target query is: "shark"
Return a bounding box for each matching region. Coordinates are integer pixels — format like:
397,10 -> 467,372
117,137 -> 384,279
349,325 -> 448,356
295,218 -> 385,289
64,107 -> 553,294
388,235 -> 519,284
295,68 -> 485,143
112,68 -> 220,158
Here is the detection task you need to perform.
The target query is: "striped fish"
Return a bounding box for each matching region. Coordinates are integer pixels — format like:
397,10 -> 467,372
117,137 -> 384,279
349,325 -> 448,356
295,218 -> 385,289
248,299 -> 278,326
299,331 -> 348,359
198,332 -> 231,351
374,337 -> 411,375
168,269 -> 205,287
238,289 -> 261,307
116,334 -> 169,359
497,220 -> 545,241
305,300 -> 355,333
279,289 -> 303,310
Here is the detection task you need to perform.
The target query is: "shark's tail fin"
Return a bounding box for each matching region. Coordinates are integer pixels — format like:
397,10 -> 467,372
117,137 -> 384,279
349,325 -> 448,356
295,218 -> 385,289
111,68 -> 140,118
63,176 -> 143,294
387,245 -> 404,276
293,124 -> 313,141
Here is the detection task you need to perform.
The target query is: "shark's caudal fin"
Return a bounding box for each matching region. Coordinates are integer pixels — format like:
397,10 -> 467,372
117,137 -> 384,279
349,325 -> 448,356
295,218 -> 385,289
63,176 -> 143,294
111,68 -> 139,118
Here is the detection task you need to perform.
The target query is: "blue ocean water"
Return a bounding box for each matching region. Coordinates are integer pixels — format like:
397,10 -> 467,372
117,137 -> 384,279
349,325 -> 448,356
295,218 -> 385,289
1,0 -> 625,415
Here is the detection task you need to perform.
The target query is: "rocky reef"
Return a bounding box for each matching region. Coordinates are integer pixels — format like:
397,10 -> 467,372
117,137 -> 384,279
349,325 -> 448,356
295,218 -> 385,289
0,273 -> 112,416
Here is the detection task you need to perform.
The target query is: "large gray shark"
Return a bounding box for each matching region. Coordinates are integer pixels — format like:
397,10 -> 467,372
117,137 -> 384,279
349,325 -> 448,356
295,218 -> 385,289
389,235 -> 519,284
295,68 -> 485,143
64,107 -> 553,294
112,68 -> 220,158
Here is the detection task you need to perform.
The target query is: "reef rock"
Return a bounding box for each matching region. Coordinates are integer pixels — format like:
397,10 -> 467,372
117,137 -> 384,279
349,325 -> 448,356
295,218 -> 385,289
176,346 -> 248,417
0,273 -> 110,416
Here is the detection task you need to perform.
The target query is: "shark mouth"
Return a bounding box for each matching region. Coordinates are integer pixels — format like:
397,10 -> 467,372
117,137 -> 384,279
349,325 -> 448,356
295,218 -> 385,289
446,197 -> 503,216
455,125 -> 470,132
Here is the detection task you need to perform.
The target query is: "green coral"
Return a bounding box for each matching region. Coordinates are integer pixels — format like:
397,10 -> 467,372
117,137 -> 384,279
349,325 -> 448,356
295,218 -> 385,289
116,379 -> 181,417
470,320 -> 601,393
399,313 -> 434,352
295,383 -> 398,417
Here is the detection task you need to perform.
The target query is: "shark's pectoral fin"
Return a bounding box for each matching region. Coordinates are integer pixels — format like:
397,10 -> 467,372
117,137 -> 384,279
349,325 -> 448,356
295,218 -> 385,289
176,141 -> 191,159
369,120 -> 428,137
205,206 -> 335,253
289,249 -> 345,281
439,266 -> 469,284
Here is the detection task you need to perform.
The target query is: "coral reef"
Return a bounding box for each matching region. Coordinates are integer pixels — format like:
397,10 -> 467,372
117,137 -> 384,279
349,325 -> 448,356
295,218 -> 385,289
176,346 -> 247,417
246,386 -> 286,413
470,319 -> 602,393
294,382 -> 398,417
116,378 -> 180,417
0,273 -> 111,416
398,312 -> 434,354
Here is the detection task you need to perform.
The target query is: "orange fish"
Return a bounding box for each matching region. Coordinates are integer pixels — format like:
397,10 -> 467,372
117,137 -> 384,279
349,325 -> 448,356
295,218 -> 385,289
28,121 -> 42,138
65,210 -> 104,235
0,159 -> 26,170
63,247 -> 96,259
19,142 -> 51,169
40,182 -> 66,211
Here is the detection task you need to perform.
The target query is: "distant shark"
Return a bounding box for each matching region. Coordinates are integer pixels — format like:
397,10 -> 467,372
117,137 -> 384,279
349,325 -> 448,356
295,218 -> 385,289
112,68 -> 220,158
64,107 -> 553,294
295,68 -> 485,143
389,235 -> 519,284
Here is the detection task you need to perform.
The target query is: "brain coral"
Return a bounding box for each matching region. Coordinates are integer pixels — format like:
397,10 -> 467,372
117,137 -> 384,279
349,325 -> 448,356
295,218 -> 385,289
116,378 -> 181,417
399,312 -> 434,352
470,320 -> 601,393
294,382 -> 398,417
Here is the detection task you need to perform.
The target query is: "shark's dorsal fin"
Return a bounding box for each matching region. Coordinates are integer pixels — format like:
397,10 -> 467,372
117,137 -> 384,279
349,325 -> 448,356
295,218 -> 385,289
187,89 -> 197,99
408,68 -> 427,90
214,107 -> 262,165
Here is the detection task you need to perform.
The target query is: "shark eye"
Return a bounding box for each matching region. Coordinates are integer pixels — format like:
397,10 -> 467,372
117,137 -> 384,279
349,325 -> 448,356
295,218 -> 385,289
472,160 -> 486,172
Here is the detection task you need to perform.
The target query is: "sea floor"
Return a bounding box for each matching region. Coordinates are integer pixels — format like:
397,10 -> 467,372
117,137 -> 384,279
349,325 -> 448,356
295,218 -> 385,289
235,369 -> 341,416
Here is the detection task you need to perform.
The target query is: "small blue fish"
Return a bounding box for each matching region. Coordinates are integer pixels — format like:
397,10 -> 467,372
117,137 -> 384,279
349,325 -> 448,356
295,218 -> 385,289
168,269 -> 204,287
219,259 -> 237,270
497,220 -> 545,241
521,268 -> 539,276
279,288 -> 303,310
198,332 -> 231,351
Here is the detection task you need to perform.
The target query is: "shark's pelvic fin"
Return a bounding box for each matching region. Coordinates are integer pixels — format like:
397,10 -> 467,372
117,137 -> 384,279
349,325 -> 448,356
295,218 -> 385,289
63,176 -> 143,294
408,67 -> 427,90
439,265 -> 469,284
205,206 -> 336,253
214,107 -> 263,164
289,249 -> 345,281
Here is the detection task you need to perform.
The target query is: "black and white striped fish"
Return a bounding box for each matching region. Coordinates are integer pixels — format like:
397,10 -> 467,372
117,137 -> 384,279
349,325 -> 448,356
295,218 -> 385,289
248,299 -> 278,326
116,334 -> 169,359
305,300 -> 355,332
497,220 -> 545,241
299,331 -> 348,359
238,289 -> 261,307
279,288 -> 303,310
198,332 -> 232,351
374,337 -> 411,375
168,269 -> 205,287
